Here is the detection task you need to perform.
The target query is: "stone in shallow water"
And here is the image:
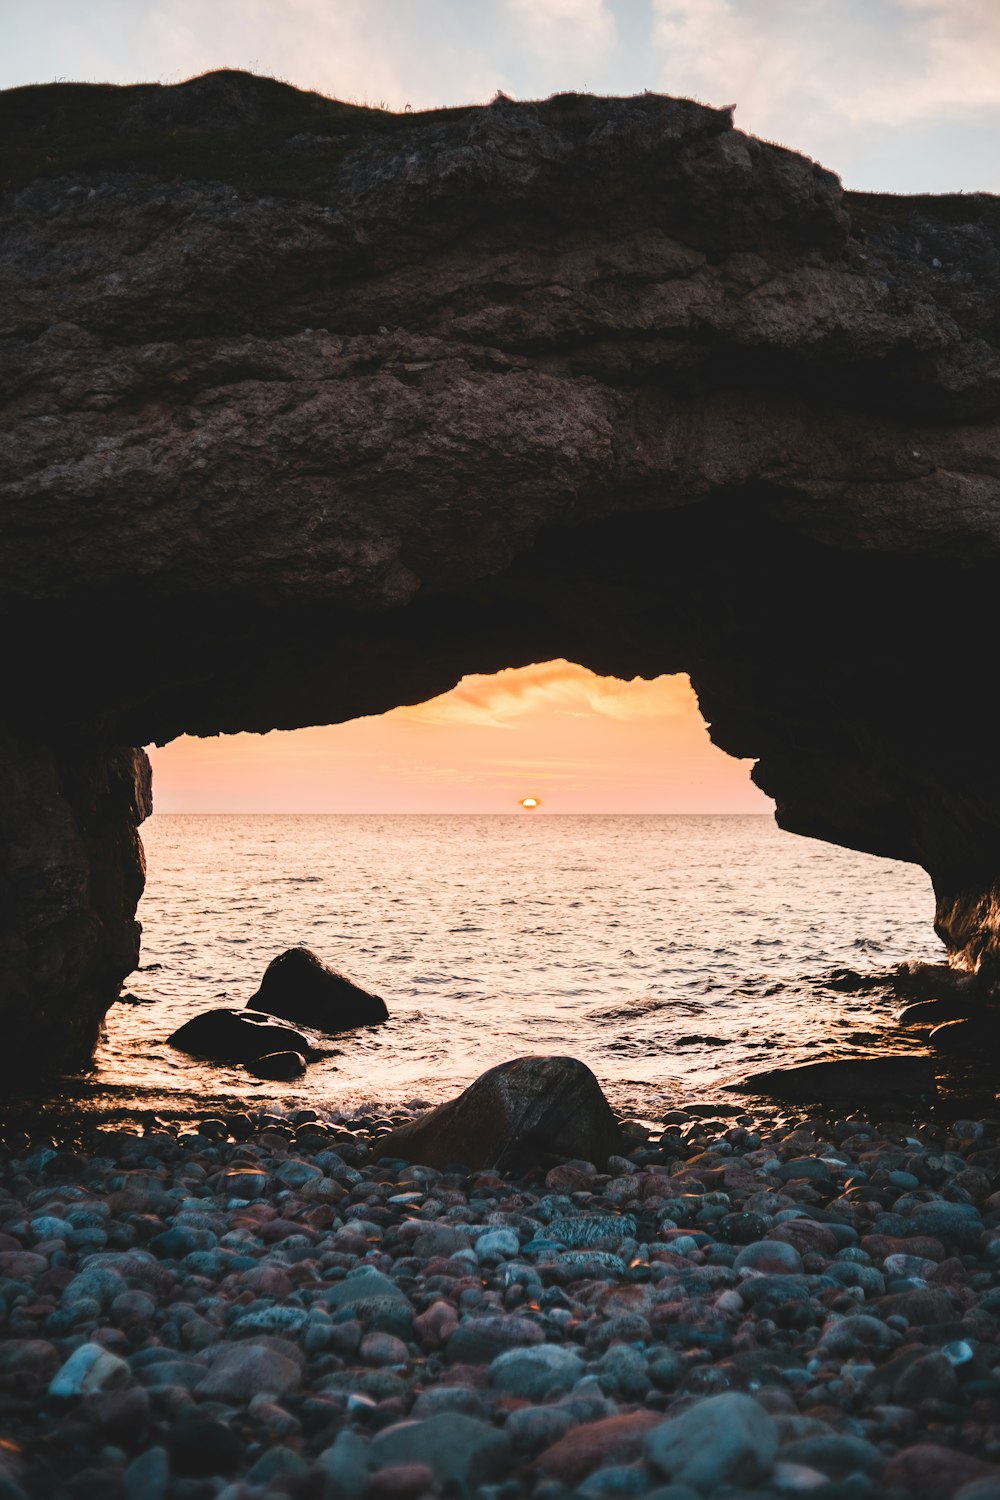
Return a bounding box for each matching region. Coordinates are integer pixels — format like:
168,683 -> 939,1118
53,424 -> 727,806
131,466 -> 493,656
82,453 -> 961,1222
249,946 -> 388,1032
247,1049 -> 307,1080
167,1007 -> 311,1063
370,1055 -> 623,1171
733,1056 -> 938,1103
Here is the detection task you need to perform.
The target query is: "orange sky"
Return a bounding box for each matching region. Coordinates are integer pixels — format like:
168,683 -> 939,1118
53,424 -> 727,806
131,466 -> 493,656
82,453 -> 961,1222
147,661 -> 773,813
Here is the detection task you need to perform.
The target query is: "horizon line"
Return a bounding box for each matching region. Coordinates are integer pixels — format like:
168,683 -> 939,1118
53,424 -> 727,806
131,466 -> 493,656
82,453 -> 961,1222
148,808 -> 776,816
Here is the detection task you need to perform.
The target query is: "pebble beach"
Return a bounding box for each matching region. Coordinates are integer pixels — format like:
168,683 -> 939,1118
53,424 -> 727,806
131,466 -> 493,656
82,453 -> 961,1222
2,1094 -> 1000,1500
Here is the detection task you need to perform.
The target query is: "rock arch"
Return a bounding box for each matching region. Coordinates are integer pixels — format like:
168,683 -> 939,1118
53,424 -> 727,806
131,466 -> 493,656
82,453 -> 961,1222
2,73 -> 1000,1075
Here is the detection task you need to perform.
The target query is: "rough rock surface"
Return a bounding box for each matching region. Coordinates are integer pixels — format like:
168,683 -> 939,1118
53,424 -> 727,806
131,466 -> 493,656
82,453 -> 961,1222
370,1055 -> 624,1170
0,730 -> 150,1074
3,71 -> 1000,1068
249,946 -> 388,1032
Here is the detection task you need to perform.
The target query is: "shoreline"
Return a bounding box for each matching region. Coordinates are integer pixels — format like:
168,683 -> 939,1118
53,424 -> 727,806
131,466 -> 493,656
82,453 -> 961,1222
2,1091 -> 1000,1499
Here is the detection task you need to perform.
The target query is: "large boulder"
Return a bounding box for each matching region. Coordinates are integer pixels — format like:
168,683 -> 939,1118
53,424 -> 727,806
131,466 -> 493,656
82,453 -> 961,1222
167,1008 -> 311,1063
370,1055 -> 623,1171
249,946 -> 388,1032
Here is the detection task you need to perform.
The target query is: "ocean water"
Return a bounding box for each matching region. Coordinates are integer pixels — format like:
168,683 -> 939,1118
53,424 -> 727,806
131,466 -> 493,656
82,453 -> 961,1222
73,813 -> 941,1121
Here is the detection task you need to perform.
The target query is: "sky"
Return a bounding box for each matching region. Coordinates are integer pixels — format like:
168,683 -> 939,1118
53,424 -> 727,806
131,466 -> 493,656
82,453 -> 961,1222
9,1 -> 998,812
149,663 -> 770,813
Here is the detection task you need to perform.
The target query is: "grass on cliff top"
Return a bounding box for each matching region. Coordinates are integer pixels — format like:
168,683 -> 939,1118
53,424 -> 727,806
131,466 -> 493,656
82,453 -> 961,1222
0,72 -> 704,203
845,188 -> 1000,235
6,70 -> 993,227
0,70 -> 481,200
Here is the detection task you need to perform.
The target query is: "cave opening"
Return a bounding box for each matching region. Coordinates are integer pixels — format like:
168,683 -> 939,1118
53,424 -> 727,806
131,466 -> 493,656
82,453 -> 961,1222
0,494 -> 992,1082
144,660 -> 771,815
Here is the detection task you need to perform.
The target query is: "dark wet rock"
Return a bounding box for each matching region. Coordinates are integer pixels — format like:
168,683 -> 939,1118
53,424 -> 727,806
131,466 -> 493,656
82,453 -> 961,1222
246,1049 -> 307,1081
196,1341 -> 300,1401
817,1313 -> 896,1357
899,997 -> 977,1028
490,1343 -> 585,1400
0,731 -> 150,1079
166,1417 -> 245,1477
733,1239 -> 803,1275
319,1430 -> 369,1500
645,1393 -> 779,1492
446,1313 -> 545,1364
370,1055 -> 624,1171
779,1435 -> 884,1479
167,1007 -> 311,1063
894,1350 -> 960,1406
885,1445 -> 1000,1500
249,946 -> 388,1032
735,1056 -> 938,1103
538,1411 -> 662,1486
930,1014 -> 1000,1053
369,1413 -> 510,1488
0,1340 -> 59,1396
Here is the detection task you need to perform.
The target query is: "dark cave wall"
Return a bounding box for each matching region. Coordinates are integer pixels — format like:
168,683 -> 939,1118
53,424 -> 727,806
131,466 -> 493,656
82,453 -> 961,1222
3,74 -> 1000,1072
0,732 -> 151,1076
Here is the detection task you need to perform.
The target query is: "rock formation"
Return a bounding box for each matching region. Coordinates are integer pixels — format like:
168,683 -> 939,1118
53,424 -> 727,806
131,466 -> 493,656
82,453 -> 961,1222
2,70 -> 1000,1074
249,947 -> 388,1032
167,1008 -> 312,1064
371,1056 -> 624,1170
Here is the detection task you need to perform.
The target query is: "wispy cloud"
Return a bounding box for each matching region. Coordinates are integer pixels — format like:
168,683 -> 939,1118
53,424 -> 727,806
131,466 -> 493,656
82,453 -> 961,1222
650,0 -> 1000,153
502,0 -> 616,66
392,659 -> 698,729
145,0 -> 506,105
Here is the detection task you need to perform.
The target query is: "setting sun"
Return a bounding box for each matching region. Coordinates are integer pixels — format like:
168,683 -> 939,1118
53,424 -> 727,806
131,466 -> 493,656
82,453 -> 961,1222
147,662 -> 773,813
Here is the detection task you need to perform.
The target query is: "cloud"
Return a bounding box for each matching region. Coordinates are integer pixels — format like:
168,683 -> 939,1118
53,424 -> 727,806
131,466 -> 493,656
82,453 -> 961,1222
650,0 -> 1000,150
502,0 -> 616,66
144,0 -> 505,107
392,659 -> 698,728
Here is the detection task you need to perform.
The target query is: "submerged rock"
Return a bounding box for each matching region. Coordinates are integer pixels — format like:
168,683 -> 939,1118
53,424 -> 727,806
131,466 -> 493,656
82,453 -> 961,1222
249,946 -> 388,1032
246,1049 -> 307,1080
899,996 -> 977,1027
930,1014 -> 1000,1053
371,1055 -> 623,1170
167,1008 -> 311,1063
734,1055 -> 938,1103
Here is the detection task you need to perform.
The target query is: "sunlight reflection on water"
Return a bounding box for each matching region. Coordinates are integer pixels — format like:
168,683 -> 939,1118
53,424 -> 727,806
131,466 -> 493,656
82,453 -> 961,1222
79,813 -> 938,1119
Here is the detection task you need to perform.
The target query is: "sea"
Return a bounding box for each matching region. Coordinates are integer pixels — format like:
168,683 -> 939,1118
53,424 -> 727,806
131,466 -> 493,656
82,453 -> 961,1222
69,812 -> 942,1123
